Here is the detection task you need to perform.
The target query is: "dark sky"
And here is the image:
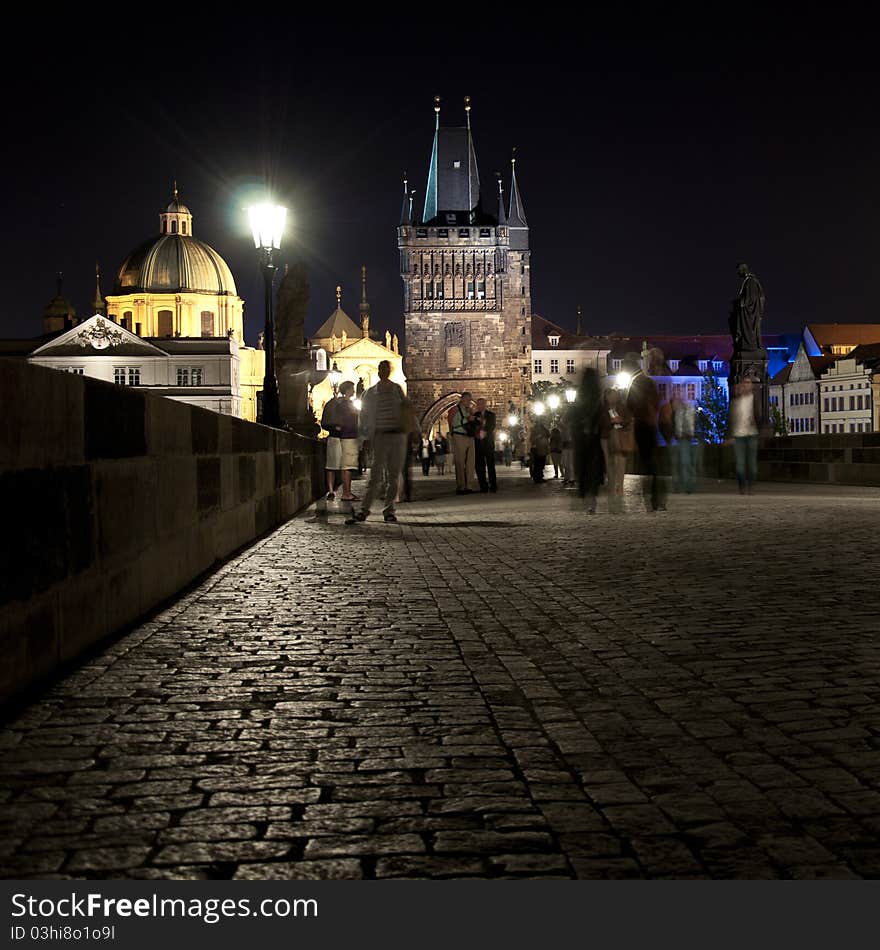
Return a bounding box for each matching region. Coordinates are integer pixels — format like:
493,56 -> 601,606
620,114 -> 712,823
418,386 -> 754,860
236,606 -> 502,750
3,12 -> 878,346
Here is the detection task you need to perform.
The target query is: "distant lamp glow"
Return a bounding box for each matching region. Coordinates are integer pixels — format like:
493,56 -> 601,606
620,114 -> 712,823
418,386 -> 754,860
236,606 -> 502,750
498,431 -> 509,443
507,413 -> 518,427
353,398 -> 363,411
565,388 -> 576,403
532,401 -> 546,416
328,362 -> 342,394
248,203 -> 287,251
547,394 -> 560,410
616,371 -> 632,390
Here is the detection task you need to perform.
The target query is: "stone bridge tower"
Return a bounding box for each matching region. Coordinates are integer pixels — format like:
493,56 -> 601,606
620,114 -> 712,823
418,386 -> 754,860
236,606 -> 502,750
398,97 -> 533,432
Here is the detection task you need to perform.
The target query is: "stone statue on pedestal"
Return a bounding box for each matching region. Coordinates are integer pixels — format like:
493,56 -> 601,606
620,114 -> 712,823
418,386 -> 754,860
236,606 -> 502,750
275,263 -> 317,432
728,263 -> 765,353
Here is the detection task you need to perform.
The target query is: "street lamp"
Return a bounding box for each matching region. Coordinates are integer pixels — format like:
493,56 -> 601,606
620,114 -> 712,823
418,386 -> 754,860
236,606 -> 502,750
616,371 -> 632,390
507,412 -> 519,427
328,362 -> 342,395
247,202 -> 287,428
532,401 -> 546,416
547,393 -> 560,411
565,388 -> 576,403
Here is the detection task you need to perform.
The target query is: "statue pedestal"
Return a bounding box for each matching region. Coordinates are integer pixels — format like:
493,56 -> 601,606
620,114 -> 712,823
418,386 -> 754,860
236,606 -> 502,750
729,348 -> 770,429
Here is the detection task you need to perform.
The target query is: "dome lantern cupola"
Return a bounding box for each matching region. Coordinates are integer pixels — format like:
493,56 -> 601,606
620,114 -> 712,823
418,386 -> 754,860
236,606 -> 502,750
159,182 -> 193,236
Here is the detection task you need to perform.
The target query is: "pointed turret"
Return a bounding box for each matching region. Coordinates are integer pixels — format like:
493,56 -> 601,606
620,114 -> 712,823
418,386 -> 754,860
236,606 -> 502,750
359,265 -> 371,338
508,148 -> 529,250
400,173 -> 412,225
576,306 -> 582,336
42,272 -> 78,334
92,262 -> 106,316
496,173 -> 507,226
422,95 -> 482,225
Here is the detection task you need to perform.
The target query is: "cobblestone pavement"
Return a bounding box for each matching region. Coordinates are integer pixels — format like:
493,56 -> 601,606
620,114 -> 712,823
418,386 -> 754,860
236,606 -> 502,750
2,470 -> 880,879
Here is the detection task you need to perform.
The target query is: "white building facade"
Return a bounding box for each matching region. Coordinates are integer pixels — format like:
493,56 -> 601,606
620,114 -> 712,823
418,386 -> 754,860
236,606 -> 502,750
29,315 -> 244,416
819,356 -> 875,434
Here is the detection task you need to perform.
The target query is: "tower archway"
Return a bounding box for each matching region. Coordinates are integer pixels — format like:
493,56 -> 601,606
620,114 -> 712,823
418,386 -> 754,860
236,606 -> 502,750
421,392 -> 463,438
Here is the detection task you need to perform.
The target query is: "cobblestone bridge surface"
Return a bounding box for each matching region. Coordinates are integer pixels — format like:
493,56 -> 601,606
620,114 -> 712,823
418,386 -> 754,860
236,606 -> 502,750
2,471 -> 879,879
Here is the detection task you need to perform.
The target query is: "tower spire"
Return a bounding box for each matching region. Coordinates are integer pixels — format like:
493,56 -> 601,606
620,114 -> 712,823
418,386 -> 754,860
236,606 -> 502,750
359,265 -> 371,338
400,172 -> 412,225
93,261 -> 106,316
336,285 -> 342,309
496,172 -> 507,226
576,305 -> 582,336
507,147 -> 529,250
464,95 -> 471,129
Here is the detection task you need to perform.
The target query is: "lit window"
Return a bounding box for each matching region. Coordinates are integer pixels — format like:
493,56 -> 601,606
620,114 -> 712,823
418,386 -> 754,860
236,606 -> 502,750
128,367 -> 140,386
548,335 -> 560,348
114,367 -> 125,385
476,280 -> 485,300
177,367 -> 189,386
191,367 -> 203,386
669,360 -> 679,371
687,383 -> 696,400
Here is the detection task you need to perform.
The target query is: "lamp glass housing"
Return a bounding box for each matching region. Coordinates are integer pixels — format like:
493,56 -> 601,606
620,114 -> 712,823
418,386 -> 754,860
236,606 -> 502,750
248,203 -> 287,250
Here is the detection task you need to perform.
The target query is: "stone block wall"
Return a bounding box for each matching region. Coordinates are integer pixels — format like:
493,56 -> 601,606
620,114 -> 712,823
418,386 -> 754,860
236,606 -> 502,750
0,360 -> 323,706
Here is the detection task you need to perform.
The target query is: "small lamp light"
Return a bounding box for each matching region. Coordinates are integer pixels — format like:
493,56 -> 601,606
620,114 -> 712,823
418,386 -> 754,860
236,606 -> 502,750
248,203 -> 287,251
565,388 -> 576,403
532,401 -> 546,416
547,394 -> 560,410
507,413 -> 518,427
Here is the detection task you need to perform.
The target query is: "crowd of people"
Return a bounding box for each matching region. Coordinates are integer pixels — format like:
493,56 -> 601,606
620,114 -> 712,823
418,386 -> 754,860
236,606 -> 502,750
319,356 -> 761,523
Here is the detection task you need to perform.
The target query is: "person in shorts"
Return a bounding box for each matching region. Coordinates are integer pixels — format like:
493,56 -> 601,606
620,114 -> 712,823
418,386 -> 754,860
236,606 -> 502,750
324,380 -> 360,501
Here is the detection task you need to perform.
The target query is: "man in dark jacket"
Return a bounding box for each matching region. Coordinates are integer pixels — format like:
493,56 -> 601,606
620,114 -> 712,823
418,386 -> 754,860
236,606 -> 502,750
473,397 -> 497,493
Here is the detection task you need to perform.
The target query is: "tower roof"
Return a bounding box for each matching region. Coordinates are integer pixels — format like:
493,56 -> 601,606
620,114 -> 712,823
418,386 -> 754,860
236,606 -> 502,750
508,151 -> 529,249
313,286 -> 362,340
422,97 -> 482,225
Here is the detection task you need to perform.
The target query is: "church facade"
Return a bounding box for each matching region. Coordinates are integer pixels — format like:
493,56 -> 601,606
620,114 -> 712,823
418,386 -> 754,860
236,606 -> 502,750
398,99 -> 532,432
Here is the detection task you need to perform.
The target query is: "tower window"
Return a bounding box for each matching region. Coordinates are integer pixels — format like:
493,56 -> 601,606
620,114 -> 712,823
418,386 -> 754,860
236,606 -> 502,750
182,221 -> 188,235
480,228 -> 491,237
458,228 -> 470,238
157,310 -> 173,337
438,228 -> 448,238
171,220 -> 178,234
122,311 -> 132,330
201,312 -> 214,337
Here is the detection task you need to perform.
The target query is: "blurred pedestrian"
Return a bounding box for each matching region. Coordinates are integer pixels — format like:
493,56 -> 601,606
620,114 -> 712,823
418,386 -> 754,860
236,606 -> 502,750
727,377 -> 759,493
352,360 -> 407,524
322,380 -> 360,502
399,398 -> 421,502
530,421 -> 551,483
419,435 -> 434,476
549,425 -> 563,478
672,393 -> 696,493
448,392 -> 477,494
560,405 -> 575,486
433,435 -> 447,475
600,387 -> 633,513
572,368 -> 605,513
473,397 -> 498,493
624,353 -> 667,512
503,437 -> 513,468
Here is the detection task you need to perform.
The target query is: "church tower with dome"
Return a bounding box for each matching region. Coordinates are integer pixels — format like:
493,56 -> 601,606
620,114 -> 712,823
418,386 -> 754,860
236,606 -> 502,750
105,186 -> 245,341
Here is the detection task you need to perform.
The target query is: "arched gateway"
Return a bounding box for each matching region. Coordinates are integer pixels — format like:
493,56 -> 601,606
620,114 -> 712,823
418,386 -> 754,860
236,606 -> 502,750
421,392 -> 462,437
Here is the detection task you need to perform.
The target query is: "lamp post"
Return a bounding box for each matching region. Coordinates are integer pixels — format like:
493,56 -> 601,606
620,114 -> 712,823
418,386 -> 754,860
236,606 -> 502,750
565,387 -> 577,403
247,202 -> 287,428
328,362 -> 342,396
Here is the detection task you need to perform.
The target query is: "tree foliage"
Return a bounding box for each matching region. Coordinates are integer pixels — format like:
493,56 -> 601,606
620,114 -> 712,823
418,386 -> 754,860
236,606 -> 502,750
696,373 -> 729,444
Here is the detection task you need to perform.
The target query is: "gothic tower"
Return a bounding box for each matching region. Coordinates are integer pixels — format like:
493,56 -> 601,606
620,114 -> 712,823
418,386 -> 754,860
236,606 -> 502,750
398,97 -> 533,431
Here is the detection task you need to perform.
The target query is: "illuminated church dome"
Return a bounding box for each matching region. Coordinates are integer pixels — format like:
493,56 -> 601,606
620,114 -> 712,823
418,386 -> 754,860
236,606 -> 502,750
113,186 -> 237,296
105,185 -> 245,343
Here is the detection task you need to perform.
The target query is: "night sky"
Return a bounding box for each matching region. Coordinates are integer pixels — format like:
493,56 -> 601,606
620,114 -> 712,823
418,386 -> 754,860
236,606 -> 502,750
2,13 -> 877,347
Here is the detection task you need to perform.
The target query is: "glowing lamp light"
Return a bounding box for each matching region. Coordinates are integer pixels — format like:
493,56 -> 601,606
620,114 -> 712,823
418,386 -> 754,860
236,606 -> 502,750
532,401 -> 546,416
547,394 -> 560,410
498,431 -> 509,443
616,371 -> 632,390
507,413 -> 519,427
353,398 -> 363,411
565,388 -> 577,403
247,202 -> 287,251
328,363 -> 342,389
